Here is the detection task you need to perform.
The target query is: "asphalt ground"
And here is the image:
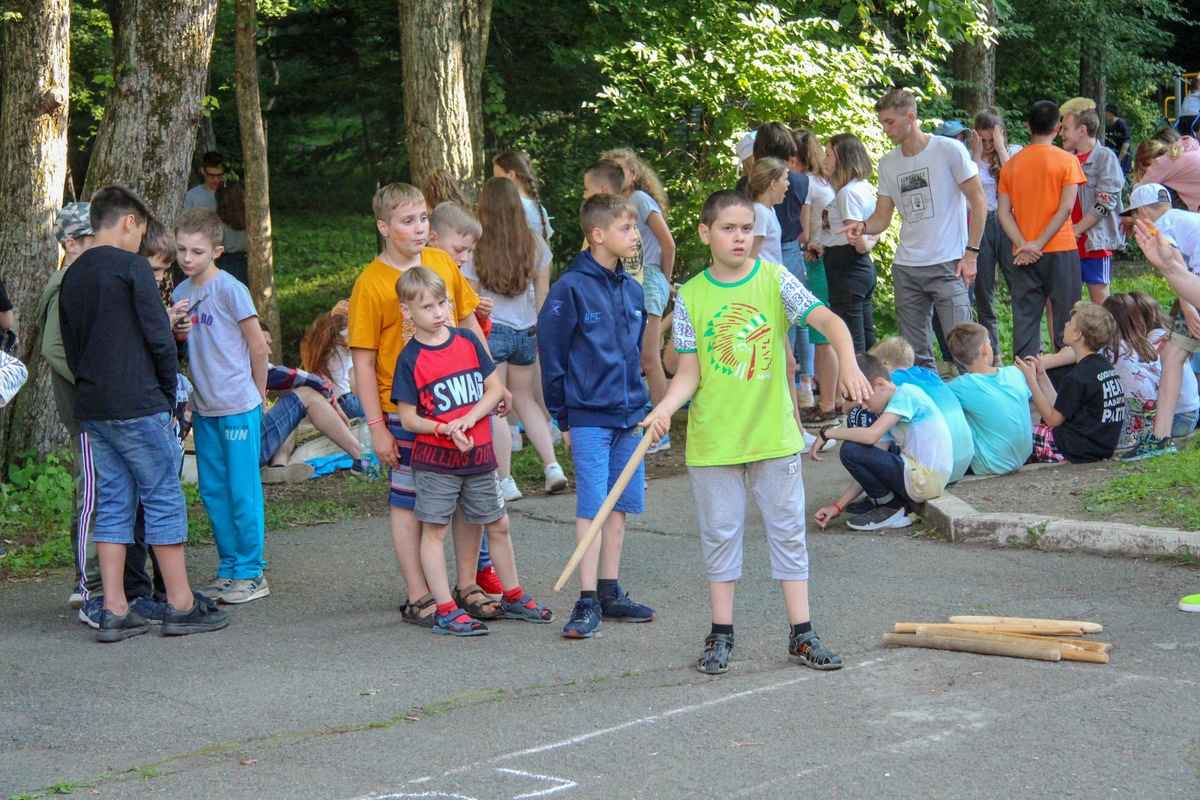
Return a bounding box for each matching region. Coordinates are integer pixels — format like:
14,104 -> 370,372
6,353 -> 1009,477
2,455 -> 1198,799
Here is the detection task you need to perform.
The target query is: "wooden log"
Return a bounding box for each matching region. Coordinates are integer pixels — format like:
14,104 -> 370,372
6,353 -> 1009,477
937,629 -> 1113,654
913,627 -> 1109,664
883,633 -> 1061,661
948,615 -> 1103,633
895,622 -> 1084,636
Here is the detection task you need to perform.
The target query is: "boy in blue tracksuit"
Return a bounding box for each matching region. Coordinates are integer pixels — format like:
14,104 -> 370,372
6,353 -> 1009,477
538,193 -> 656,640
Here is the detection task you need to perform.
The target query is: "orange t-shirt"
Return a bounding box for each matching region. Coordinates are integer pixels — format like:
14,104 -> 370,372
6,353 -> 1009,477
347,248 -> 480,413
998,144 -> 1086,254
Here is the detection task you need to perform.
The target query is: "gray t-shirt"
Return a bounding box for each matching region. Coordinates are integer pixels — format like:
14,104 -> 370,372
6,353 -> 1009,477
630,189 -> 664,271
173,269 -> 262,416
182,184 -> 217,213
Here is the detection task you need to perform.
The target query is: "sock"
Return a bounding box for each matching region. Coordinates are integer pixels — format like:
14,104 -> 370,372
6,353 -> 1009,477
791,621 -> 812,638
597,578 -> 618,597
580,590 -> 598,602
711,623 -> 734,636
502,585 -> 525,603
436,601 -> 457,617
875,492 -> 895,507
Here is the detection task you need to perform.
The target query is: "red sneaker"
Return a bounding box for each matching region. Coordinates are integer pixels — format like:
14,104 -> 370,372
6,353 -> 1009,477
476,566 -> 503,595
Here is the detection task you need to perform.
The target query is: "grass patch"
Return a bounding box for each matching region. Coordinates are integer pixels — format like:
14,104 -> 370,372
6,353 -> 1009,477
0,450 -> 75,579
1085,438 -> 1200,530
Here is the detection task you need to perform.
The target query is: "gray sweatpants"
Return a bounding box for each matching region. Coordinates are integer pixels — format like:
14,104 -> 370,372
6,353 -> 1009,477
893,260 -> 972,370
688,453 -> 809,582
1009,249 -> 1082,358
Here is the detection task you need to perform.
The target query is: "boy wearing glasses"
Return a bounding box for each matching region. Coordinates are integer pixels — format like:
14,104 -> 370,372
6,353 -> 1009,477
183,151 -> 226,213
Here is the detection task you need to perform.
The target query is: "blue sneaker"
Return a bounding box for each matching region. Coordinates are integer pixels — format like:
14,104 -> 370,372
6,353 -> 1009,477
562,598 -> 603,639
129,595 -> 166,624
647,433 -> 671,455
78,597 -> 104,629
599,585 -> 656,623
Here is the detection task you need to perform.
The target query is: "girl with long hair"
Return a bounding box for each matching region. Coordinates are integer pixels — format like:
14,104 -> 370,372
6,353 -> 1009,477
421,168 -> 469,210
214,178 -> 249,286
972,108 -> 1022,362
492,150 -> 554,242
461,177 -> 566,500
300,306 -> 363,419
745,157 -> 789,262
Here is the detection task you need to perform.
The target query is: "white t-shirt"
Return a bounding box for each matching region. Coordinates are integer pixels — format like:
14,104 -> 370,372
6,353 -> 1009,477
885,383 -> 953,501
630,190 -> 664,270
753,202 -> 783,264
823,180 -> 877,247
326,336 -> 353,399
1153,208 -> 1200,269
1183,93 -> 1200,117
462,237 -> 553,330
1150,328 -> 1200,413
877,135 -> 979,265
805,174 -> 837,247
522,197 -> 554,242
976,145 -> 1023,212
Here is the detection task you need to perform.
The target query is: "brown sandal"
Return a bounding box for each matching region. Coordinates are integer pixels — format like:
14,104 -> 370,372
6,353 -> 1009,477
400,592 -> 437,627
453,584 -> 503,619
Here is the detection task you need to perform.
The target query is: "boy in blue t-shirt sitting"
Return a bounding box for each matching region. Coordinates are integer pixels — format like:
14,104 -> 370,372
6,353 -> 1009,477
946,322 -> 1033,474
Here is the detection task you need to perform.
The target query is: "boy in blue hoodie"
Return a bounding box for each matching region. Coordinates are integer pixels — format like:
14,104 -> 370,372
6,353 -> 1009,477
538,193 -> 655,639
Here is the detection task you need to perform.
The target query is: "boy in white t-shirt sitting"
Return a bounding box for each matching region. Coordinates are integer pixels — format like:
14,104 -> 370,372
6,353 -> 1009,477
815,353 -> 953,531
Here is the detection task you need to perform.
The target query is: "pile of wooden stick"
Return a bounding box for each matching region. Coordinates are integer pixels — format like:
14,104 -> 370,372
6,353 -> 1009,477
882,615 -> 1112,663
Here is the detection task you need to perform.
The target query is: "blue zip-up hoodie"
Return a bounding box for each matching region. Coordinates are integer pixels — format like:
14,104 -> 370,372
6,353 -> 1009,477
537,248 -> 648,431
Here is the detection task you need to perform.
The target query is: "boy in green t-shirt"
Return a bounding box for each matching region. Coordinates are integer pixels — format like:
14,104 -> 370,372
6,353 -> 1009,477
641,190 -> 870,675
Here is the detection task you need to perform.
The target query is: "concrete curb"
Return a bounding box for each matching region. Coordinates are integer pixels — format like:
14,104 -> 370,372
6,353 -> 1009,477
919,492 -> 1200,559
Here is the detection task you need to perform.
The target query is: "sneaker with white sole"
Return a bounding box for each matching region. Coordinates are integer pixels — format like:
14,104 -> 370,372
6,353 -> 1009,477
796,387 -> 815,408
544,462 -> 568,493
196,576 -> 232,600
1179,592 -> 1200,612
499,475 -> 523,502
78,597 -> 104,629
846,504 -> 912,531
218,574 -> 270,604
69,588 -> 84,609
647,433 -> 671,455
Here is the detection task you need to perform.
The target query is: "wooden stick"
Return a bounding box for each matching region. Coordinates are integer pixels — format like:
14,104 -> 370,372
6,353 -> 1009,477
937,629 -> 1113,654
948,615 -> 1103,633
895,622 -> 1084,636
883,633 -> 1062,662
553,429 -> 655,592
913,627 -> 1109,664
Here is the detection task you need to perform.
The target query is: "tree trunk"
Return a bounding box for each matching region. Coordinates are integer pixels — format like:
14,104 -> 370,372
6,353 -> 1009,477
235,0 -> 281,361
398,0 -> 493,199
82,0 -> 219,222
1080,42 -> 1107,140
952,0 -> 996,113
0,0 -> 72,471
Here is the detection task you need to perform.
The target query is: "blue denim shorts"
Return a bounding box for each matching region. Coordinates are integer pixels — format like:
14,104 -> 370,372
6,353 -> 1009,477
259,391 -> 306,466
570,425 -> 646,519
337,392 -> 364,419
78,411 -> 188,546
488,323 -> 537,366
643,266 -> 670,317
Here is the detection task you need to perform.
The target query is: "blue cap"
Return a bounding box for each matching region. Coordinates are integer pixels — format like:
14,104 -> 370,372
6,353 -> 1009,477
933,120 -> 969,138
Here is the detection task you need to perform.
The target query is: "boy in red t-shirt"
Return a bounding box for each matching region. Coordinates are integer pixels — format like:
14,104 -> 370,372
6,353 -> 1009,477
392,266 -> 552,636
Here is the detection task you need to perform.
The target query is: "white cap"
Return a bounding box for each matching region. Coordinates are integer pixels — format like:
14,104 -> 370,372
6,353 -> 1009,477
1122,183 -> 1172,216
735,132 -> 757,162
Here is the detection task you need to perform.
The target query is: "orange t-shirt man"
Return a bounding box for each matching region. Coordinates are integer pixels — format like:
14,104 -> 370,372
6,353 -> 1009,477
998,144 -> 1086,254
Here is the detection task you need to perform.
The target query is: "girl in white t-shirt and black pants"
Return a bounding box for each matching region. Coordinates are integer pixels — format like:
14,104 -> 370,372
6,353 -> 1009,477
973,109 -> 1022,362
822,134 -> 879,358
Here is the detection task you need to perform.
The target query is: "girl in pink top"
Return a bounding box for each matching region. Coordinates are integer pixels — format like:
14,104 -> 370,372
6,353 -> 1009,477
1135,136 -> 1200,211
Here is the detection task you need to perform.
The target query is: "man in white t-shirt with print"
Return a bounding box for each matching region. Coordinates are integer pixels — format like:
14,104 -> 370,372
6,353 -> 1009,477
844,89 -> 987,370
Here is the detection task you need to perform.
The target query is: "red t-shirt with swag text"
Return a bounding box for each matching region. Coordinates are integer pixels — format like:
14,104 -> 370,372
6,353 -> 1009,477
391,327 -> 496,475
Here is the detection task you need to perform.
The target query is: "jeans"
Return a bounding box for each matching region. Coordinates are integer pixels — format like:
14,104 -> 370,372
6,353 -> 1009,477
824,244 -> 877,353
260,391 -> 306,466
570,426 -> 646,519
78,411 -> 189,546
337,392 -> 364,419
488,323 -> 537,366
839,440 -> 908,503
781,240 -> 814,376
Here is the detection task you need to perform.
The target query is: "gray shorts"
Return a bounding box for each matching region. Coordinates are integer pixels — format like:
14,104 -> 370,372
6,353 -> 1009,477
412,469 -> 506,526
687,452 -> 810,582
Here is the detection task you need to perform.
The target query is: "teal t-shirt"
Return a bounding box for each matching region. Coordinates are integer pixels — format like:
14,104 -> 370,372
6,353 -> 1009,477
947,366 -> 1033,475
885,383 -> 953,501
892,366 -> 974,483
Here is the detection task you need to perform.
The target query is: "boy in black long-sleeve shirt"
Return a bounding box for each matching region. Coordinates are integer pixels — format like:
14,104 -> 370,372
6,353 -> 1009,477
58,186 -> 228,642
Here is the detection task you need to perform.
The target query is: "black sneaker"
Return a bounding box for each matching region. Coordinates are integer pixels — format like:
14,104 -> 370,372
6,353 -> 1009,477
788,631 -> 843,670
846,504 -> 912,531
844,496 -> 876,515
96,609 -> 151,643
697,633 -> 735,674
562,598 -> 603,639
162,598 -> 231,636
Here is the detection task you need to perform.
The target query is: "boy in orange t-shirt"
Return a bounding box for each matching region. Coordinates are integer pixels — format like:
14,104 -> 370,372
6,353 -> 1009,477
998,100 -> 1087,358
349,182 -> 493,627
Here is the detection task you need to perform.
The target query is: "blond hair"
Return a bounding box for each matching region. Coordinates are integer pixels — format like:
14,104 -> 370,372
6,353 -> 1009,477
603,148 -> 670,212
174,208 -> 223,247
395,265 -> 448,306
372,182 -> 425,223
875,88 -> 918,115
827,133 -> 873,190
1070,301 -> 1119,353
868,337 -> 915,369
745,157 -> 787,203
429,201 -> 481,239
1059,96 -> 1096,119
1136,138 -> 1187,176
945,322 -> 990,367
580,193 -> 637,241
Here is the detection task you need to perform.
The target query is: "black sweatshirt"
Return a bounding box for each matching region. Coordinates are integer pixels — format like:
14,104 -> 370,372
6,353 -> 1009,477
59,246 -> 178,420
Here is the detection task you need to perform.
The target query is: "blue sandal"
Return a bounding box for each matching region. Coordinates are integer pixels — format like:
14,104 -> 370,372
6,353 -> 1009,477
432,607 -> 489,636
501,593 -> 553,623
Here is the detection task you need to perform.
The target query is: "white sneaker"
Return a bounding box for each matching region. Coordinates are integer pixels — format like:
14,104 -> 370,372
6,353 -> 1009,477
544,462 -> 568,493
796,387 -> 815,408
500,476 -> 523,502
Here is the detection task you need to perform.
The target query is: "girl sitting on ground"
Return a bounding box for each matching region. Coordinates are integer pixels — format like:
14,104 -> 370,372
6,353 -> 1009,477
301,305 -> 363,419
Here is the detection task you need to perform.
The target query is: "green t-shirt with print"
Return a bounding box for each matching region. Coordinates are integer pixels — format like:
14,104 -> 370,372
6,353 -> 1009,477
674,260 -> 823,467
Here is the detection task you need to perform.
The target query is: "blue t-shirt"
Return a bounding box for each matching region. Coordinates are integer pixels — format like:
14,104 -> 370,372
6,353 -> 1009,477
947,366 -> 1033,475
892,366 -> 974,483
884,383 -> 953,501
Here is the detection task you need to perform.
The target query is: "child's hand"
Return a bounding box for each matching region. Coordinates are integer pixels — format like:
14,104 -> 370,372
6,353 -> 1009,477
1031,354 -> 1047,375
173,313 -> 193,338
450,429 -> 473,452
443,417 -> 472,438
1133,219 -> 1183,273
813,505 -> 840,529
1183,304 -> 1200,339
372,425 -> 400,470
561,430 -> 570,453
332,299 -> 350,316
476,297 -> 494,317
170,298 -> 189,324
838,365 -> 873,405
1013,355 -> 1036,379
638,409 -> 671,444
1014,242 -> 1042,265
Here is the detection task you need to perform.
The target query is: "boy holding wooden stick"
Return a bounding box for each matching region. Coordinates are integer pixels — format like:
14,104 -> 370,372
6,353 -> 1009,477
641,190 -> 869,675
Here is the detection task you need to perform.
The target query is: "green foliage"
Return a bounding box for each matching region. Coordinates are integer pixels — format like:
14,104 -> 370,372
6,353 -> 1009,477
1085,438 -> 1200,529
0,451 -> 75,577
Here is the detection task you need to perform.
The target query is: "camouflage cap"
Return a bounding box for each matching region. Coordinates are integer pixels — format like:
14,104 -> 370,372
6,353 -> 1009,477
53,202 -> 93,244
